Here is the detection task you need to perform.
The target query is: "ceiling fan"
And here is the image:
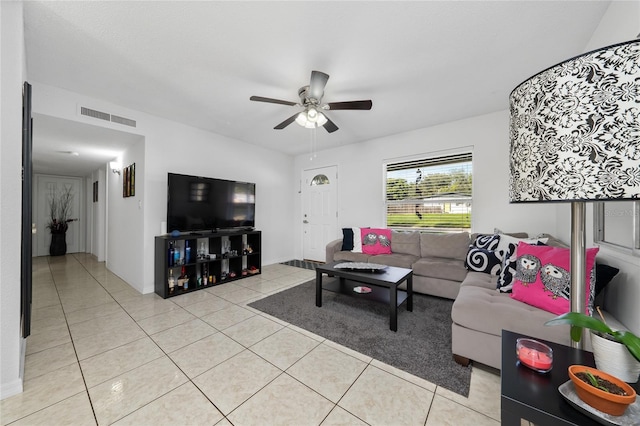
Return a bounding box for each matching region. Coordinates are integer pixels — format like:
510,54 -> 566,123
250,70 -> 372,133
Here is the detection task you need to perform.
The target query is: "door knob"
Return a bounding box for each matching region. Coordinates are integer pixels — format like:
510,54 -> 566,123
303,220 -> 309,224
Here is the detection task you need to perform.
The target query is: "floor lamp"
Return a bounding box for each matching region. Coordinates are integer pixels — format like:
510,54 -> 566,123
509,39 -> 640,349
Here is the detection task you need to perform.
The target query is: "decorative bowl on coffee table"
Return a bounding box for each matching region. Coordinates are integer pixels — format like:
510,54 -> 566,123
568,365 -> 637,416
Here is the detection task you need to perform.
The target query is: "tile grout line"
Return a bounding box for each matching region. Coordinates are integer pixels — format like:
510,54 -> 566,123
68,256 -> 313,424
41,254 -> 100,425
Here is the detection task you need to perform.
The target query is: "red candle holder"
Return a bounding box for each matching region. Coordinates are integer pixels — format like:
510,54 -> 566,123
516,338 -> 553,373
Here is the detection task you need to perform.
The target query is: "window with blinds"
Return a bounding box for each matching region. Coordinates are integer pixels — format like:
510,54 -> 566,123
385,153 -> 472,232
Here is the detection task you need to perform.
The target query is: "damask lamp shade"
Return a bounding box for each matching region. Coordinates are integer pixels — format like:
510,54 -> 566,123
509,39 -> 640,348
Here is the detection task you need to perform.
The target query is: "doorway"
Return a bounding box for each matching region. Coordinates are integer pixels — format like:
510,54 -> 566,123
302,166 -> 338,262
34,175 -> 84,257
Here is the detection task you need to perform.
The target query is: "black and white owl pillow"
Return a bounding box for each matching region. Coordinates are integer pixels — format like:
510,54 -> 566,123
465,234 -> 502,275
496,234 -> 548,292
510,243 -> 599,315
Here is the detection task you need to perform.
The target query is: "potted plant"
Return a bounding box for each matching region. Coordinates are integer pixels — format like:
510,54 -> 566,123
46,187 -> 77,256
568,365 -> 636,416
545,310 -> 640,383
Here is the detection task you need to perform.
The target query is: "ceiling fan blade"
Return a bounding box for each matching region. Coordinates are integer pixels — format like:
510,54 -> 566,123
250,96 -> 297,106
322,116 -> 339,133
309,71 -> 329,100
327,100 -> 372,110
274,113 -> 300,130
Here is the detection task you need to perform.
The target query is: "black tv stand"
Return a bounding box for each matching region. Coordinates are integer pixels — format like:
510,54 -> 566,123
154,229 -> 261,298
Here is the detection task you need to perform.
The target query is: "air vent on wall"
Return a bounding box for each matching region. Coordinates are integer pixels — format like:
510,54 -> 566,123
110,115 -> 136,127
80,106 -> 110,121
80,106 -> 137,128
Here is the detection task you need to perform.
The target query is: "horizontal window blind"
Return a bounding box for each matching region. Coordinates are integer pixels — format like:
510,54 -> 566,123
386,153 -> 472,232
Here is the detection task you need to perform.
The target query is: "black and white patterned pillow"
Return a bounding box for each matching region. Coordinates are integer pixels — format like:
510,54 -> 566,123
465,234 -> 502,275
496,235 -> 548,292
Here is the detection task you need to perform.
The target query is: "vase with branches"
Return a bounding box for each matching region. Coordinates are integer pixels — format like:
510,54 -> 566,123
46,187 -> 77,234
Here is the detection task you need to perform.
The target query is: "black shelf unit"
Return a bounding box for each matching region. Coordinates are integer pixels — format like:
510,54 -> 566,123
154,229 -> 261,298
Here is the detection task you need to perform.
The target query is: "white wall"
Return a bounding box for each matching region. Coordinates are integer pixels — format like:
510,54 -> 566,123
31,82 -> 296,294
107,140 -> 145,291
86,165 -> 111,262
293,110 -> 558,259
555,1 -> 640,335
0,1 -> 26,399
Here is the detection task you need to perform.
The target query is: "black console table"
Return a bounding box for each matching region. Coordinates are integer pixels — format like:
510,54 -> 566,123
501,330 -> 640,425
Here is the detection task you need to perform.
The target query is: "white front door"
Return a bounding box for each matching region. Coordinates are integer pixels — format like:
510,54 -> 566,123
34,175 -> 83,256
302,166 -> 338,262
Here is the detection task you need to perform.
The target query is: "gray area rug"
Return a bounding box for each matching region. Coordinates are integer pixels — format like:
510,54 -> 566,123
248,278 -> 472,397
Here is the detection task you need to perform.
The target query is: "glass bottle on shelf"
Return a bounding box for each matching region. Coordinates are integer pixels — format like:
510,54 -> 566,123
202,264 -> 208,286
198,242 -> 206,260
183,266 -> 189,290
174,243 -> 181,265
168,269 -> 176,294
178,265 -> 186,290
185,241 -> 192,264
168,241 -> 175,267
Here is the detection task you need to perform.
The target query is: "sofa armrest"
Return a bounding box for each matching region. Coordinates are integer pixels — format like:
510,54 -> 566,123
326,239 -> 343,263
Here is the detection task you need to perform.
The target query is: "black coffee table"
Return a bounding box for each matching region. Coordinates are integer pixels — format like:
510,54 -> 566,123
501,330 -> 640,425
315,262 -> 413,331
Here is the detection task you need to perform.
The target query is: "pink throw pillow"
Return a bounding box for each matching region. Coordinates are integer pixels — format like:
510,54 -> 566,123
361,228 -> 392,255
510,242 -> 598,315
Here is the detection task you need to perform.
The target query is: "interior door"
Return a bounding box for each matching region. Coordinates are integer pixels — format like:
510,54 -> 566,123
34,175 -> 83,256
302,166 -> 338,262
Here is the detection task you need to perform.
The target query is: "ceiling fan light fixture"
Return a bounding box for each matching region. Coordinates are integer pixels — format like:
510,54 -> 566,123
295,112 -> 308,127
316,112 -> 327,126
307,107 -> 318,122
250,70 -> 371,133
295,108 -> 327,129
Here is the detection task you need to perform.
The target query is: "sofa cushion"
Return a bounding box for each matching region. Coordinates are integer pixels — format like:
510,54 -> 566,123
464,234 -> 502,275
370,253 -> 419,269
510,242 -> 598,315
362,228 -> 392,255
353,227 -> 365,253
461,271 -> 498,290
452,284 -> 570,343
595,263 -> 619,296
341,228 -> 354,251
420,232 -> 469,261
412,257 -> 467,281
496,234 -> 548,292
391,230 -> 421,257
333,251 -> 370,263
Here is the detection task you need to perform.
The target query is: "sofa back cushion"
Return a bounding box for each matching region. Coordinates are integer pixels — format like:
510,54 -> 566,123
391,230 -> 420,257
420,232 -> 470,260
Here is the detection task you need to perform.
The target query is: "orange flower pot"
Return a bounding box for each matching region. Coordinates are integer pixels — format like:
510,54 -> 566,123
568,365 -> 637,416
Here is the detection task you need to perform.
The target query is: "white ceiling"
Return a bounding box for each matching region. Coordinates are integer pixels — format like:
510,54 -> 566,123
32,114 -> 143,176
23,1 -> 614,175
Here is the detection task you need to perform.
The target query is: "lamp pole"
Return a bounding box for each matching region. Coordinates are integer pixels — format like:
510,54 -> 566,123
570,201 -> 586,349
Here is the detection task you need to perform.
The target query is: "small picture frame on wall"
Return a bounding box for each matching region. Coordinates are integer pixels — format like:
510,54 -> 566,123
122,163 -> 136,198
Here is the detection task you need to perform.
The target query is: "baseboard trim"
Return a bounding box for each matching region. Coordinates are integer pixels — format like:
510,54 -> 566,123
1,378 -> 23,400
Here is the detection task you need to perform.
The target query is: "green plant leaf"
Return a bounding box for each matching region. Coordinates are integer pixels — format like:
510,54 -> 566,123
545,312 -> 614,342
545,312 -> 640,363
617,331 -> 640,363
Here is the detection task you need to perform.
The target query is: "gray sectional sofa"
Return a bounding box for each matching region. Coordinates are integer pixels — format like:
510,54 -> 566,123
325,230 -> 573,370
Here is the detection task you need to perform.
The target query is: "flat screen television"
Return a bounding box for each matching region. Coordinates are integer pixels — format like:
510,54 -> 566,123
167,173 -> 255,233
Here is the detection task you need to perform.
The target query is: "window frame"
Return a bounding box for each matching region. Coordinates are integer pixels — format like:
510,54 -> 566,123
593,200 -> 640,257
383,151 -> 473,233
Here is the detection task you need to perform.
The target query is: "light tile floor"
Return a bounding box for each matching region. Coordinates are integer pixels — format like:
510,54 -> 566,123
1,254 -> 504,425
